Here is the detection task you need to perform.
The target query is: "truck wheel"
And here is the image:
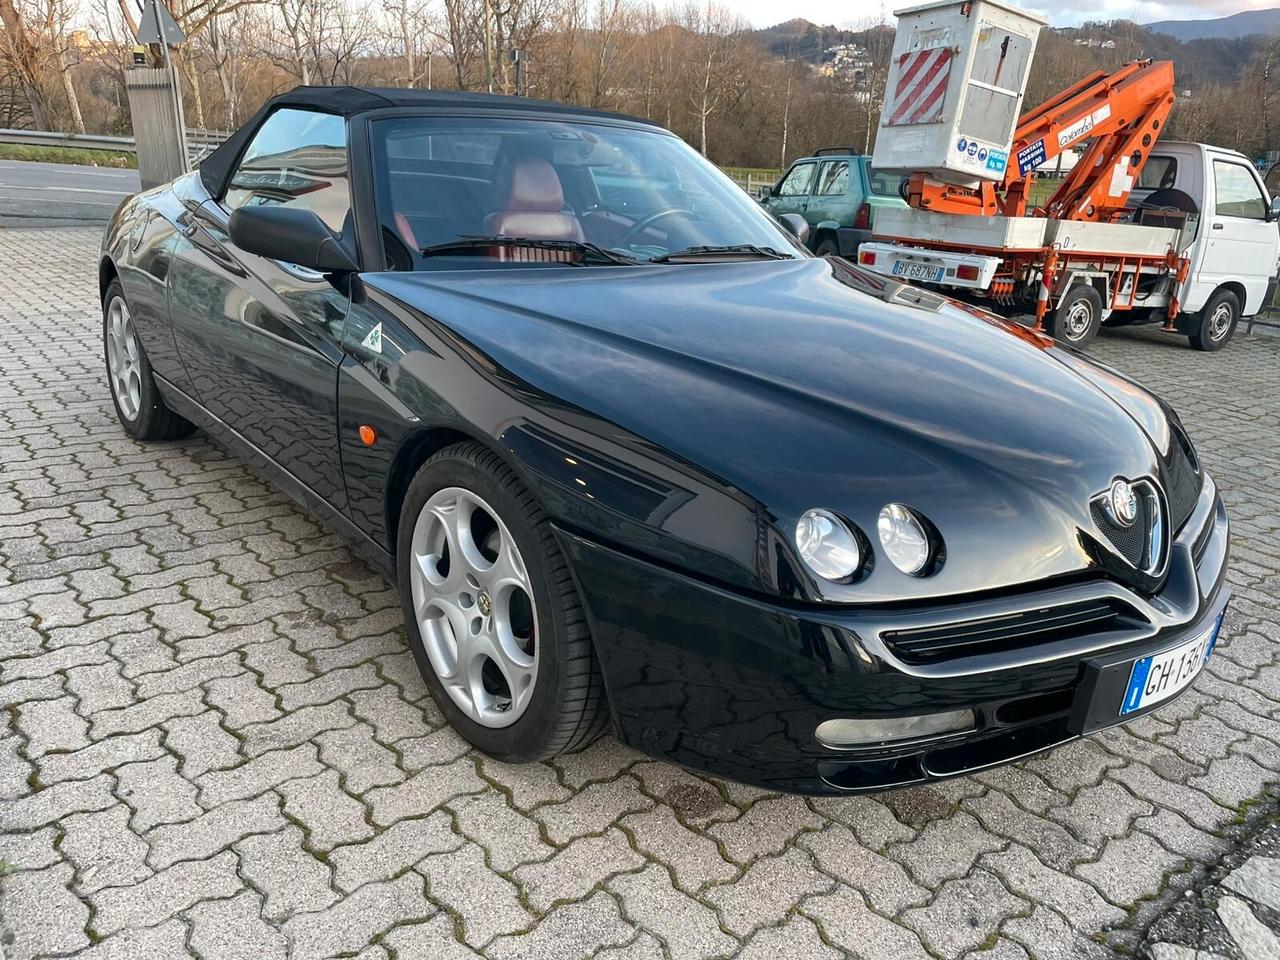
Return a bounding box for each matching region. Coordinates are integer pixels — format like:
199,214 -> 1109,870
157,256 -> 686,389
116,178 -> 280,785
1188,289 -> 1240,352
1045,284 -> 1103,347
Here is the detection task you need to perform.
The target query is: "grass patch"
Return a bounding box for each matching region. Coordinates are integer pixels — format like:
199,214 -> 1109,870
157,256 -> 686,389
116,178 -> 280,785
0,143 -> 136,168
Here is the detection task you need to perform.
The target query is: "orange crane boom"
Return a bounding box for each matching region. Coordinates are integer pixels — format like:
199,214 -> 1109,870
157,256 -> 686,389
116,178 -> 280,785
904,59 -> 1177,223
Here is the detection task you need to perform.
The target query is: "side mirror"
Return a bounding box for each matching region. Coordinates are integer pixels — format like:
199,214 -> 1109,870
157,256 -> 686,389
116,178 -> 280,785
228,205 -> 359,274
757,184 -> 773,201
778,213 -> 810,246
1267,196 -> 1280,223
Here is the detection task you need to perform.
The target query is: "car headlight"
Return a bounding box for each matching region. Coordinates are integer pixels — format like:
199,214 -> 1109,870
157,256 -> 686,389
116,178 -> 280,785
795,508 -> 863,581
877,503 -> 935,575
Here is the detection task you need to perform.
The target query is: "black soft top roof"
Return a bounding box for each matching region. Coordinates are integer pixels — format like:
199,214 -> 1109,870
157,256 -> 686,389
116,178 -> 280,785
198,84 -> 661,197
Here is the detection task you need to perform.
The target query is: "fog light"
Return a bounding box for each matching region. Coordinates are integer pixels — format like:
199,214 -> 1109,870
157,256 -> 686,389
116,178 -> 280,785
815,710 -> 975,749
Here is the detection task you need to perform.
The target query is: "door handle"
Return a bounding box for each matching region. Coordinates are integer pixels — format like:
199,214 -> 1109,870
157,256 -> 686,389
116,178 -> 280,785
1212,223 -> 1224,230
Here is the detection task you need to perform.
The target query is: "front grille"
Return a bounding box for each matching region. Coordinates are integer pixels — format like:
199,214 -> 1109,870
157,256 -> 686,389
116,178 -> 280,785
883,598 -> 1138,664
1164,425 -> 1201,534
1090,498 -> 1149,568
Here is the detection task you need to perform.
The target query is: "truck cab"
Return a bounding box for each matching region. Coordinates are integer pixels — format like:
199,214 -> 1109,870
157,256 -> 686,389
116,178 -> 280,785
1131,141 -> 1280,339
759,149 -> 907,257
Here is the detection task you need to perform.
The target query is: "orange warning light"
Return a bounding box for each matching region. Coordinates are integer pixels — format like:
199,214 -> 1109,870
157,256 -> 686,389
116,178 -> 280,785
358,425 -> 377,446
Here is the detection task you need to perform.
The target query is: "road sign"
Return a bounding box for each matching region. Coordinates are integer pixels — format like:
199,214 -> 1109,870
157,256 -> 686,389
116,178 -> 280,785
135,0 -> 187,46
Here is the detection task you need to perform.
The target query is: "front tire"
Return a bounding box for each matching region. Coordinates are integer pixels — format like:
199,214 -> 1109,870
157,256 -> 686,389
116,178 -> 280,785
396,441 -> 607,761
1188,289 -> 1240,352
102,281 -> 194,441
1045,284 -> 1103,347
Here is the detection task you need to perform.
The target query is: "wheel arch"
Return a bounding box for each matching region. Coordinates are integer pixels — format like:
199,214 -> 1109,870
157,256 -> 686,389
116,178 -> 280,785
383,425 -> 534,557
1211,280 -> 1248,314
99,256 -> 120,304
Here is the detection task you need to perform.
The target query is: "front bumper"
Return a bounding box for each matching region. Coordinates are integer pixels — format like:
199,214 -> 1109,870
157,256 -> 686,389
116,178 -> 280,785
558,475 -> 1230,794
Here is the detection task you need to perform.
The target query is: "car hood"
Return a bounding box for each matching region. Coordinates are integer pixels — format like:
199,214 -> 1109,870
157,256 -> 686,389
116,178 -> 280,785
365,257 -> 1175,602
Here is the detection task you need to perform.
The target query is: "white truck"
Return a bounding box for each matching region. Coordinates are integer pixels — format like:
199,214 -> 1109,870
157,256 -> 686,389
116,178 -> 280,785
854,0 -> 1280,351
861,140 -> 1280,351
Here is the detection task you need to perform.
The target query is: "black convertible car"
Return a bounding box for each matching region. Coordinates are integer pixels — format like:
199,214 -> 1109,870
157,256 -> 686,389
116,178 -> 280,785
100,86 -> 1230,794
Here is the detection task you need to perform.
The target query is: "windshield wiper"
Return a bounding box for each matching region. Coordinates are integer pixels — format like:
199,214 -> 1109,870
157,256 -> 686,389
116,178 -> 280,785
419,235 -> 640,266
649,244 -> 793,263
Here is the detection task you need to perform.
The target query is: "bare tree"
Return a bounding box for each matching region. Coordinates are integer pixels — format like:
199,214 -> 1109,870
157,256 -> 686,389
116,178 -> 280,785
0,0 -> 53,127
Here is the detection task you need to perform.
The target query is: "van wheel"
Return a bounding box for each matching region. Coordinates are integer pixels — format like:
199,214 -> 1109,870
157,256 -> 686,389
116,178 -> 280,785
1045,284 -> 1103,347
1189,289 -> 1240,352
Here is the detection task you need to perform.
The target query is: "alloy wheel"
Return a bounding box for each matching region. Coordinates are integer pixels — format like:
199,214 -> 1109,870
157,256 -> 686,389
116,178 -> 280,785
409,486 -> 539,728
105,295 -> 142,421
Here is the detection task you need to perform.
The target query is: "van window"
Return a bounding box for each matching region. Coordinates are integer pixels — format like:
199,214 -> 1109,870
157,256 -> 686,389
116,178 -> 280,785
1214,161 -> 1267,219
1138,156 -> 1177,190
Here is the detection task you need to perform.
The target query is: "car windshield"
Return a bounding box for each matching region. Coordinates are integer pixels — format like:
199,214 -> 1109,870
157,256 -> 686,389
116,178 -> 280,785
371,115 -> 802,268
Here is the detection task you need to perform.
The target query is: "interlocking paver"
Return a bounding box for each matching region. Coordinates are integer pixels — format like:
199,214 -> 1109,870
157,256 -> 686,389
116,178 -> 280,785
187,890 -> 288,960
513,828 -> 646,912
329,811 -> 460,892
235,826 -> 338,919
3,228 -> 1280,959
419,842 -> 533,947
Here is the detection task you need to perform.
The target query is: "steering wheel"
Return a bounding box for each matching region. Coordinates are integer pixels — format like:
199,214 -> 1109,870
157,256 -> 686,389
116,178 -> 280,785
619,207 -> 695,247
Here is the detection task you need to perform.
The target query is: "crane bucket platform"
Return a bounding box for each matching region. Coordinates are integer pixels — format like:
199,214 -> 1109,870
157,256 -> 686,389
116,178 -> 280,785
872,0 -> 1047,187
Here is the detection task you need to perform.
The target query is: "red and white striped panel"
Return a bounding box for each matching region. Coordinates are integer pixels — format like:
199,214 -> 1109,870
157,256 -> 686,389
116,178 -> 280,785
885,47 -> 953,127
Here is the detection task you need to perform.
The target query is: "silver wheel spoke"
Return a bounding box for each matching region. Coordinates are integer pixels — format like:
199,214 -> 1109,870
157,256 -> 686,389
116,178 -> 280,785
408,486 -> 540,729
105,297 -> 141,421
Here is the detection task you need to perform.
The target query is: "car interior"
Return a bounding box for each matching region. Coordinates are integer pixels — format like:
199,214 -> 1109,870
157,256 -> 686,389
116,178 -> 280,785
372,120 -> 774,269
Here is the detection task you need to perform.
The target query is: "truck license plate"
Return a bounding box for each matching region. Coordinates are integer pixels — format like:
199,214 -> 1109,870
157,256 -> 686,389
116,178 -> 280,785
891,261 -> 944,283
1120,615 -> 1221,716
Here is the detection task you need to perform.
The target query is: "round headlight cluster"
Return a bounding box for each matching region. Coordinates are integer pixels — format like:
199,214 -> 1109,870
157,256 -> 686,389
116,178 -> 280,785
877,503 -> 933,575
795,503 -> 939,583
795,509 -> 863,582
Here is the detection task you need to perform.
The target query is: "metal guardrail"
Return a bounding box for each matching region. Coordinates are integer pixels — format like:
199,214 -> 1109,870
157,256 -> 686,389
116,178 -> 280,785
0,127 -> 229,160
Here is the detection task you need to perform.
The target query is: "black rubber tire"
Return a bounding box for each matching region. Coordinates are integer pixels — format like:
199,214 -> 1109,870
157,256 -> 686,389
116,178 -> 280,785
396,441 -> 608,761
1045,284 -> 1104,347
815,236 -> 839,257
1188,288 -> 1240,352
102,280 -> 196,442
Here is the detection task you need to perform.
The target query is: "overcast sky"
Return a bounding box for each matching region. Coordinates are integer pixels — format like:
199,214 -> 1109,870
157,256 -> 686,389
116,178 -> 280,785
724,0 -> 1275,29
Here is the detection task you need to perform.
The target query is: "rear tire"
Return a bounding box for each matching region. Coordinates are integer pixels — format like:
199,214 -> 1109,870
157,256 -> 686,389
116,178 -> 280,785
1045,284 -> 1103,347
396,441 -> 608,761
102,280 -> 195,441
1188,289 -> 1240,352
815,236 -> 839,257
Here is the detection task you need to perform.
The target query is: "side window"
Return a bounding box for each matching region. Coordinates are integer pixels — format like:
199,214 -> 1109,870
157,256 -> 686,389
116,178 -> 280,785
1137,156 -> 1177,190
224,108 -> 350,234
776,163 -> 816,197
816,160 -> 850,196
1214,161 -> 1267,219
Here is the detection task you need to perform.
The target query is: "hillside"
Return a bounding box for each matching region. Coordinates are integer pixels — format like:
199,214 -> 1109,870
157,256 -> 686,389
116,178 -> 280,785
1147,8 -> 1280,42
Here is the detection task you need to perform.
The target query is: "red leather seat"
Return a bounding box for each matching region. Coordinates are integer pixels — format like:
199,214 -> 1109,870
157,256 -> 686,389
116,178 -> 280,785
484,157 -> 583,242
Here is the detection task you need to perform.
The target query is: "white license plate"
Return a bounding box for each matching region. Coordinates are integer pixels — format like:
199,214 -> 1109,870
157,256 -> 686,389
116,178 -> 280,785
891,261 -> 944,283
1120,614 -> 1222,716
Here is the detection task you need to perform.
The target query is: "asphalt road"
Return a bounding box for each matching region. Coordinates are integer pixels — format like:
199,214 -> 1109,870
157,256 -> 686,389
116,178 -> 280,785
0,160 -> 138,227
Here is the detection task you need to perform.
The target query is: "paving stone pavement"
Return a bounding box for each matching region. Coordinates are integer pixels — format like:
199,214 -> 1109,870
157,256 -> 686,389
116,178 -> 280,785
0,226 -> 1278,960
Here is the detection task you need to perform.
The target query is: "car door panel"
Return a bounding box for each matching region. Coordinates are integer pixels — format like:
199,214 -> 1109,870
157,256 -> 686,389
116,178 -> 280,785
167,201 -> 351,510
1195,159 -> 1276,313
164,106 -> 355,513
